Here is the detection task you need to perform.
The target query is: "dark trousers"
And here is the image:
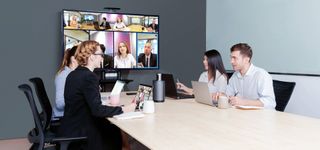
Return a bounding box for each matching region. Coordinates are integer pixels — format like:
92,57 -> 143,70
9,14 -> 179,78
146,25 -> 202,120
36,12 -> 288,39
68,119 -> 122,150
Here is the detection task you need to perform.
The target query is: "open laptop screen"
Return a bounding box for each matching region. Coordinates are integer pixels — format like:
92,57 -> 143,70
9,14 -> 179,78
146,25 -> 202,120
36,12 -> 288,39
161,74 -> 178,98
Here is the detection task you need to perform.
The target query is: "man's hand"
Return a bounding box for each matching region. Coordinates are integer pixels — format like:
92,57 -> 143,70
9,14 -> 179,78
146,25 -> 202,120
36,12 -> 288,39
229,96 -> 246,106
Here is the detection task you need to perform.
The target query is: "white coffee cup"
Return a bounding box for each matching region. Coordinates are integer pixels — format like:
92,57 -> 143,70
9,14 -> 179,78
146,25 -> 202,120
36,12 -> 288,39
143,100 -> 155,114
218,96 -> 230,109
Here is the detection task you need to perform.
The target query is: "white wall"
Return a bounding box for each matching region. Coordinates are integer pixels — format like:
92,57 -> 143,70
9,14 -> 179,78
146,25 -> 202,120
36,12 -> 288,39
206,0 -> 320,75
206,0 -> 320,118
271,74 -> 320,118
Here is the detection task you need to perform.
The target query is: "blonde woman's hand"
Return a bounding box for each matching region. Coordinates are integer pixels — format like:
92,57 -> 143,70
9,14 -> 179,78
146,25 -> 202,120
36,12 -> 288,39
121,102 -> 137,113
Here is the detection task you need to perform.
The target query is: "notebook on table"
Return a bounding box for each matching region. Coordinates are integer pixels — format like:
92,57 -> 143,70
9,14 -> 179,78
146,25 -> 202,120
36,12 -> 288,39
161,74 -> 195,99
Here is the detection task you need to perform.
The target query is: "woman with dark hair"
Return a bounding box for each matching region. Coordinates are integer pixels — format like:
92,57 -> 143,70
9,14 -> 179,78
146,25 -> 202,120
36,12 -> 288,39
58,40 -> 136,150
52,45 -> 78,118
100,17 -> 111,30
177,49 -> 228,101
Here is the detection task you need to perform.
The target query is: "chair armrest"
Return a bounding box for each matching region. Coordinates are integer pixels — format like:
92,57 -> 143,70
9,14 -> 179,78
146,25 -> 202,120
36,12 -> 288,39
50,136 -> 87,150
50,136 -> 87,142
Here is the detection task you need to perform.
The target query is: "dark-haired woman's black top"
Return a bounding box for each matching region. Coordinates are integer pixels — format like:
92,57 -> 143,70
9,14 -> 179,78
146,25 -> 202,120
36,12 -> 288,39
58,66 -> 123,150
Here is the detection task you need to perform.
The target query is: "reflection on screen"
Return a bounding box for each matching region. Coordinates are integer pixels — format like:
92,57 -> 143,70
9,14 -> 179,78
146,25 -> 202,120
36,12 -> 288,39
84,15 -> 94,21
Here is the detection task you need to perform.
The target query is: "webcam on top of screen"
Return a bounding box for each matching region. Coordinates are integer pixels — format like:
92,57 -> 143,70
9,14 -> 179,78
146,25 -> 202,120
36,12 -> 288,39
103,7 -> 121,12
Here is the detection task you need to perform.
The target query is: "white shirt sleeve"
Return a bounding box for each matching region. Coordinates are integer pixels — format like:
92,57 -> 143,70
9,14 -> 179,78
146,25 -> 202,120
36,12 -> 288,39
55,73 -> 66,110
257,72 -> 276,109
129,54 -> 136,67
226,75 -> 236,96
214,74 -> 228,93
198,72 -> 207,82
121,22 -> 127,28
113,23 -> 119,29
114,56 -> 118,68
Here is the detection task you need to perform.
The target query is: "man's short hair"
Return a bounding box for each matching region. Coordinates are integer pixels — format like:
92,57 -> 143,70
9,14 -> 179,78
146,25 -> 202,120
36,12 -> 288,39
230,43 -> 253,60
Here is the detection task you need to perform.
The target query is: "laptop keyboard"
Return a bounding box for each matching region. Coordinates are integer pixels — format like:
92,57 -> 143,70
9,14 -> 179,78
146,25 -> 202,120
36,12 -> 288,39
176,92 -> 194,99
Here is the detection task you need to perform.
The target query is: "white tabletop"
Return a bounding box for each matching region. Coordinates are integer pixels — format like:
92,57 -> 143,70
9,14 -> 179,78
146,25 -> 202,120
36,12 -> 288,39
104,92 -> 320,150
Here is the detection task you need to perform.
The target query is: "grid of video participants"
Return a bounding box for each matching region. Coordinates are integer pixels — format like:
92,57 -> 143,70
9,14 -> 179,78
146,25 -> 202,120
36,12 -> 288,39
63,10 -> 159,69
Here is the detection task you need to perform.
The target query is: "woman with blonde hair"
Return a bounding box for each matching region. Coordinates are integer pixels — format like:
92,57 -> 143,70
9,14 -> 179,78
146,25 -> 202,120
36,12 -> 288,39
52,45 -> 78,118
114,41 -> 136,68
58,40 -> 136,150
69,16 -> 78,28
113,17 -> 127,30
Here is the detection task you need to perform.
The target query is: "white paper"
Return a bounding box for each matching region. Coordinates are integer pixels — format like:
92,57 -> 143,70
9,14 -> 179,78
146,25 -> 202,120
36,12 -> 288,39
235,105 -> 264,110
113,111 -> 145,120
110,80 -> 125,96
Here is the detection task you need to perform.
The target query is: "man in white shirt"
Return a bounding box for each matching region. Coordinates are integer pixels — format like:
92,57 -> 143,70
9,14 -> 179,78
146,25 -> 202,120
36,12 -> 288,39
226,43 -> 276,109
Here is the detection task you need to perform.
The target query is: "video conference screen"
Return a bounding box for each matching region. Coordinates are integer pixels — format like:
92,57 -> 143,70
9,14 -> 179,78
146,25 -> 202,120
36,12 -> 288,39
62,9 -> 159,70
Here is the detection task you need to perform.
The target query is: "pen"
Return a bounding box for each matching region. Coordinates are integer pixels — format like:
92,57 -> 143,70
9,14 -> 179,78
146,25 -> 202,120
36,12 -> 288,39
177,78 -> 181,83
234,92 -> 239,97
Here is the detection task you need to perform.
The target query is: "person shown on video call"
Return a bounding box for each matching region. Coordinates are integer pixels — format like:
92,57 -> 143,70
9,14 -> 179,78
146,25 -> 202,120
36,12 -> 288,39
137,40 -> 157,67
100,17 -> 111,30
58,40 -> 136,150
114,42 -> 136,68
113,17 -> 127,30
148,18 -> 158,32
224,43 -> 276,109
100,44 -> 113,69
52,45 -> 78,118
177,49 -> 228,101
69,15 -> 78,28
93,21 -> 103,31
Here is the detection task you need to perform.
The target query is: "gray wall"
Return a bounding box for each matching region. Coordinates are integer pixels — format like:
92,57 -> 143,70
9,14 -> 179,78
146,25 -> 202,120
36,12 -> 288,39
0,0 -> 205,139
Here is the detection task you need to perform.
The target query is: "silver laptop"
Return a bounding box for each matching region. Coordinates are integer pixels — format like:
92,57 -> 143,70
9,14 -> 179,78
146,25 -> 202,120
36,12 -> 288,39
191,81 -> 214,106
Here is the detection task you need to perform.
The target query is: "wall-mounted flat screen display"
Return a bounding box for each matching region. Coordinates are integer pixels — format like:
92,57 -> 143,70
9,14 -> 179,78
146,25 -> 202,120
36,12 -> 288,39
62,9 -> 159,70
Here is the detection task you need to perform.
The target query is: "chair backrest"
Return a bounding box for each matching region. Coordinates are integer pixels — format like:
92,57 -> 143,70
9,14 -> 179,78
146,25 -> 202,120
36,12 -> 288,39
29,77 -> 52,130
273,80 -> 296,112
226,72 -> 234,79
18,84 -> 45,148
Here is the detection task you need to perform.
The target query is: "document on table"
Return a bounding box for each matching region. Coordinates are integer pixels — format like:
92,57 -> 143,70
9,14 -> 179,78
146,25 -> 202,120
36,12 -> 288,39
235,105 -> 263,110
113,111 -> 145,120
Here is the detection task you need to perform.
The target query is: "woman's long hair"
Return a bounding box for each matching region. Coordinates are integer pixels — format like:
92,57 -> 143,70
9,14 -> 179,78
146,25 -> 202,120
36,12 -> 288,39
117,42 -> 130,56
205,49 -> 228,83
57,45 -> 78,74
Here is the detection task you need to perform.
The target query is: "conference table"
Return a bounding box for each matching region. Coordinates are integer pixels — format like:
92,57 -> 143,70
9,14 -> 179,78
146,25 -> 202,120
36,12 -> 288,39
102,92 -> 320,150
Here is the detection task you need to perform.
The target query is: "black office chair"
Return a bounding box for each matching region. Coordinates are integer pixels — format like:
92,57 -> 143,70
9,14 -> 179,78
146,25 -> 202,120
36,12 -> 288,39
18,84 -> 87,150
273,80 -> 296,112
226,71 -> 234,79
29,77 -> 60,132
